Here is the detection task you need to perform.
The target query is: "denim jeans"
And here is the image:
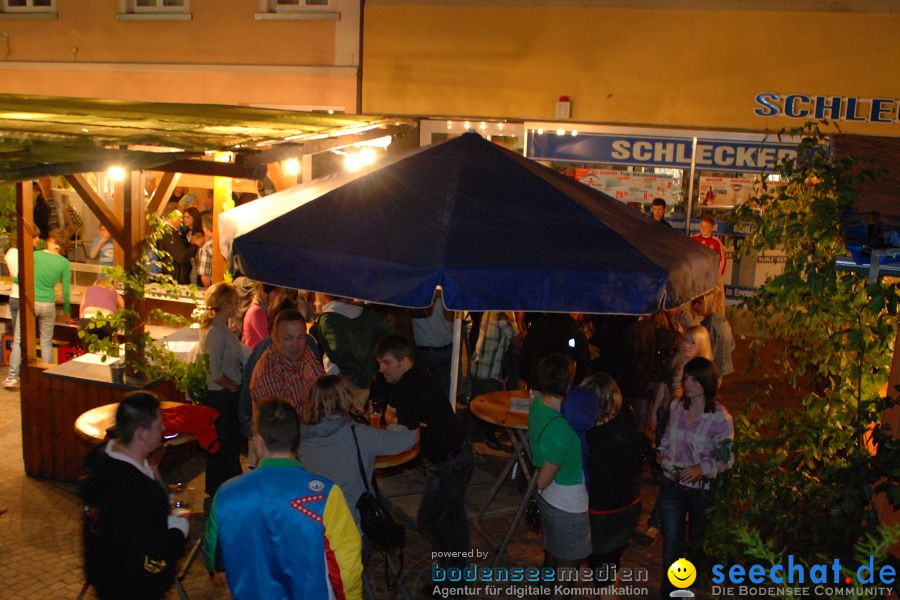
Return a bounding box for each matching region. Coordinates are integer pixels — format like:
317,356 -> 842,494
35,301 -> 56,364
418,444 -> 473,569
7,297 -> 20,378
659,477 -> 710,595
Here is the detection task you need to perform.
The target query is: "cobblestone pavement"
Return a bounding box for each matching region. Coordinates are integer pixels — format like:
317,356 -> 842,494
0,376 -> 670,600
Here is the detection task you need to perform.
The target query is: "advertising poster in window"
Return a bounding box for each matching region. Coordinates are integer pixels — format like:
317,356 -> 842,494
574,168 -> 676,204
697,176 -> 755,208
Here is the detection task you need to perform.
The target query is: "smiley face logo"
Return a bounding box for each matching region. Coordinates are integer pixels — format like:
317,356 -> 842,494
667,558 -> 696,588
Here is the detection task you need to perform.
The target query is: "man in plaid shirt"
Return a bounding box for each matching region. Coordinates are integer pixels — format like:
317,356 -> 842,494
250,310 -> 324,418
198,212 -> 213,288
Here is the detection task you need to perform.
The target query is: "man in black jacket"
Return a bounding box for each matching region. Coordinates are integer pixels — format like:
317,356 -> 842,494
156,209 -> 197,284
81,392 -> 189,600
376,335 -> 472,598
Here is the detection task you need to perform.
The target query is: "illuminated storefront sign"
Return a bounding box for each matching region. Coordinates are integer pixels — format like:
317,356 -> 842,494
528,132 -> 797,172
754,93 -> 899,123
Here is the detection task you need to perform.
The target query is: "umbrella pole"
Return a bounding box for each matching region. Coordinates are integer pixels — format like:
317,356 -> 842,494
449,315 -> 462,410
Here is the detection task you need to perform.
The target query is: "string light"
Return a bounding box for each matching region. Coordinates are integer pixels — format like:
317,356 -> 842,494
284,158 -> 301,176
107,166 -> 126,182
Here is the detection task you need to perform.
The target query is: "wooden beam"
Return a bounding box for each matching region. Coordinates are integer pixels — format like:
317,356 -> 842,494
147,171 -> 181,217
64,174 -> 125,248
266,162 -> 290,193
15,181 -> 36,367
155,158 -> 267,180
244,126 -> 406,167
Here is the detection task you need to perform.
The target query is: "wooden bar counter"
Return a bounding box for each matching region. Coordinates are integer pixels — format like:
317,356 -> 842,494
20,356 -> 178,483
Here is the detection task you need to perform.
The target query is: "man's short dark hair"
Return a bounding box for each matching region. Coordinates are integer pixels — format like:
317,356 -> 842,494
374,334 -> 416,362
272,309 -> 306,333
201,212 -> 213,232
651,197 -> 666,208
537,353 -> 575,397
700,215 -> 715,225
254,399 -> 300,453
115,391 -> 161,444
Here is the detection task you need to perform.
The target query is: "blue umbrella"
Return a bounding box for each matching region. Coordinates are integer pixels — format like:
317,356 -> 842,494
232,132 -> 718,314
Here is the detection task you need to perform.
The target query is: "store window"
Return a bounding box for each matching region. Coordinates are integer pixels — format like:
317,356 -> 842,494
1,0 -> 55,12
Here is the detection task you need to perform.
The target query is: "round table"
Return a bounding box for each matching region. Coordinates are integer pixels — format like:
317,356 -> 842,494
469,390 -> 531,430
75,400 -> 193,444
374,444 -> 419,469
469,389 -> 536,566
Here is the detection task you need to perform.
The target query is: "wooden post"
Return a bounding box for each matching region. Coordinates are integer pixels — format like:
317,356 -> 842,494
121,171 -> 146,370
15,181 -> 37,368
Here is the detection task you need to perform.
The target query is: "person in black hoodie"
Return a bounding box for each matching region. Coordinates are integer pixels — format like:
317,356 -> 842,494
81,392 -> 188,600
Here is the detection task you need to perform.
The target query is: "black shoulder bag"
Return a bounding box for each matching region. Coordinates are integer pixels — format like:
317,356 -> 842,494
350,425 -> 405,551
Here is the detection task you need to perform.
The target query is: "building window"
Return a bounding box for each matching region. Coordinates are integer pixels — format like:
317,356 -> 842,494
255,0 -> 336,20
117,0 -> 190,20
132,0 -> 188,11
1,0 -> 55,12
270,0 -> 332,11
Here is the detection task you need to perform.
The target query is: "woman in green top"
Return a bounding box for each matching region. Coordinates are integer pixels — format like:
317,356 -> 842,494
34,228 -> 71,364
527,353 -> 591,575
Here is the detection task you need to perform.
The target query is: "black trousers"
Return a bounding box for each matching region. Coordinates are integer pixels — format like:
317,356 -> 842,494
203,388 -> 243,496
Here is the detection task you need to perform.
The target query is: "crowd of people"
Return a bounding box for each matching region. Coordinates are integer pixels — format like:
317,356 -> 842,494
74,196 -> 738,599
76,274 -> 736,599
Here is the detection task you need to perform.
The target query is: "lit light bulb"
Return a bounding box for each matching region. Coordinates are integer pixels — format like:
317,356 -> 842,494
284,158 -> 301,176
556,129 -> 565,136
107,166 -> 126,182
359,147 -> 377,167
344,152 -> 363,172
570,130 -> 578,136
446,121 -> 452,130
464,121 -> 471,130
479,122 -> 487,130
498,122 -> 504,130
537,128 -> 544,135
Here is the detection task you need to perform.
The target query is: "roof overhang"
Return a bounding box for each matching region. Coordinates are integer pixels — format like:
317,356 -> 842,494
0,93 -> 414,182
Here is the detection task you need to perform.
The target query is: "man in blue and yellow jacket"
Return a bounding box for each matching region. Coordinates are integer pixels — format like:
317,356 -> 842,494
205,399 -> 362,599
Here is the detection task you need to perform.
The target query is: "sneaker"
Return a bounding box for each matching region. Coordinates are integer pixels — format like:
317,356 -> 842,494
635,525 -> 660,545
2,377 -> 18,389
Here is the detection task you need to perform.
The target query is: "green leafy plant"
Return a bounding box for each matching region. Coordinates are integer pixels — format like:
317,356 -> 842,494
79,215 -> 208,402
0,183 -> 17,249
704,123 -> 900,597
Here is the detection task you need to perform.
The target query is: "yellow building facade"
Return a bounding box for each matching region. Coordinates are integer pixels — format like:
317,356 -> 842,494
0,0 -> 361,110
363,0 -> 900,137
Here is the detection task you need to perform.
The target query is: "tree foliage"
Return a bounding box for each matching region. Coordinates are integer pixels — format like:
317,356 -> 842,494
704,124 -> 900,597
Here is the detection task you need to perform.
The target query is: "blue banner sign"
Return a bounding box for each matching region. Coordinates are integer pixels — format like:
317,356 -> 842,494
529,132 -> 796,172
754,93 -> 899,124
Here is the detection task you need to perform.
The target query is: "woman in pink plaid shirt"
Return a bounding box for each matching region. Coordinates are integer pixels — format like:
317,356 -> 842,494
657,356 -> 733,596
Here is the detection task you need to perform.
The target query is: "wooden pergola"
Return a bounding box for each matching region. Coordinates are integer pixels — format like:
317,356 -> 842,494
0,93 -> 412,481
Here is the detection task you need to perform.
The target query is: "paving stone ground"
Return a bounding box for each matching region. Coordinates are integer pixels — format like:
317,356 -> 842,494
0,374 -> 673,600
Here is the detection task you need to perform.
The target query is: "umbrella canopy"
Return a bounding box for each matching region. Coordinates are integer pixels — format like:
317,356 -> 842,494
228,133 -> 718,314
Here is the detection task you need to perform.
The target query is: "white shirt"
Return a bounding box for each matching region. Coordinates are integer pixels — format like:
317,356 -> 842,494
4,247 -> 18,299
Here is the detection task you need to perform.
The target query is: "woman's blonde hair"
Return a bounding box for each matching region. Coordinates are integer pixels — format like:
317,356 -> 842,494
201,282 -> 237,329
684,325 -> 713,361
308,375 -> 354,425
580,372 -> 623,425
